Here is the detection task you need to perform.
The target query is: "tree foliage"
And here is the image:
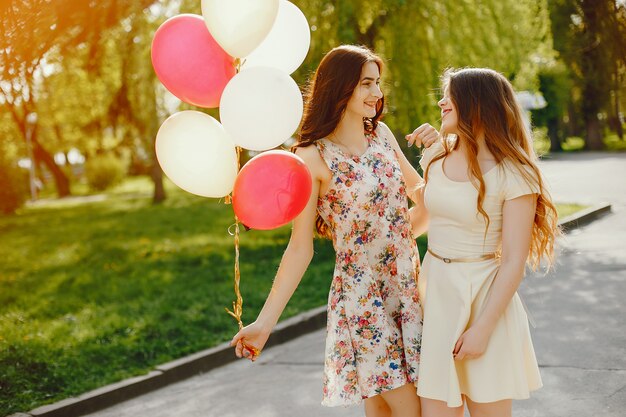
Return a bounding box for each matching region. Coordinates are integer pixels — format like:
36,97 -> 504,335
1,0 -> 564,202
292,0 -> 552,157
532,61 -> 572,151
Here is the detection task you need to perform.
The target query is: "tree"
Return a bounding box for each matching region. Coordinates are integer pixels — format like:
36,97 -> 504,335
607,1 -> 626,140
113,8 -> 170,203
1,0 -> 71,197
0,0 -> 157,197
533,62 -> 572,151
548,0 -> 626,149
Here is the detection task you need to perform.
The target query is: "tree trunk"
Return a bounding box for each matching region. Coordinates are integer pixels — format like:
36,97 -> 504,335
566,103 -> 580,138
614,68 -> 624,140
148,108 -> 165,203
32,137 -> 71,197
585,117 -> 604,150
151,159 -> 165,204
547,119 -> 563,152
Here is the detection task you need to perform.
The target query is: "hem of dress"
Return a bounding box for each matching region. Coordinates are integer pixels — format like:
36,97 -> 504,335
417,382 -> 543,408
322,377 -> 415,408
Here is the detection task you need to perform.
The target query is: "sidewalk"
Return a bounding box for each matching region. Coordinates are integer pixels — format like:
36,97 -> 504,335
19,152 -> 626,417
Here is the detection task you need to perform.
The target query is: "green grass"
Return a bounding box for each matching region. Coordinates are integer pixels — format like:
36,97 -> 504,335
0,176 -> 428,416
557,203 -> 588,218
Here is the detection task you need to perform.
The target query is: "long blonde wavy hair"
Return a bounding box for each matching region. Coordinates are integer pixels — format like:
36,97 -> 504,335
423,68 -> 560,270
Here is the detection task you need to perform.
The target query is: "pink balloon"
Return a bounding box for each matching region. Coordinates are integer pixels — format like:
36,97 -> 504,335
233,150 -> 312,230
151,14 -> 236,108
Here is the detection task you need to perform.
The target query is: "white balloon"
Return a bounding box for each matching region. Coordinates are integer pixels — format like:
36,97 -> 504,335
243,0 -> 310,75
201,0 -> 279,58
155,111 -> 238,198
220,67 -> 303,151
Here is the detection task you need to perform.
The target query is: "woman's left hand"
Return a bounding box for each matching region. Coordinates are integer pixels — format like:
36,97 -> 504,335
453,325 -> 491,361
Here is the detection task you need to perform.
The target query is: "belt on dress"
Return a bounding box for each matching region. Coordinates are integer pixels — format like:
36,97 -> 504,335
427,248 -> 499,264
426,248 -> 536,328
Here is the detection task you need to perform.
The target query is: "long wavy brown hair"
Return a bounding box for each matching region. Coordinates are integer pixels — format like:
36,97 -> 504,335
293,45 -> 385,238
423,68 -> 560,269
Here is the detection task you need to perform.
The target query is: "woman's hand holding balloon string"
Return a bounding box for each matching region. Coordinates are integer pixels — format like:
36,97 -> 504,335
231,321 -> 271,361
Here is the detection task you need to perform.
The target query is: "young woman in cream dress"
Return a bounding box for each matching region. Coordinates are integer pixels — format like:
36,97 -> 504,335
406,68 -> 559,417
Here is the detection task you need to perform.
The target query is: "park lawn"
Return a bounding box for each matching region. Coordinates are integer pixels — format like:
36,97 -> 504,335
0,175 -> 581,415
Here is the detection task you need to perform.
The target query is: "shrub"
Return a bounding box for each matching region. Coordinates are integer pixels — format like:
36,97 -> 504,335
532,127 -> 550,156
84,154 -> 127,191
605,134 -> 626,151
0,157 -> 28,215
561,136 -> 585,151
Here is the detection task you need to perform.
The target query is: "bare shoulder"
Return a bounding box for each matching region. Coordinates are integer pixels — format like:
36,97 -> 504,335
294,145 -> 327,179
376,121 -> 401,150
377,120 -> 393,137
294,144 -> 321,163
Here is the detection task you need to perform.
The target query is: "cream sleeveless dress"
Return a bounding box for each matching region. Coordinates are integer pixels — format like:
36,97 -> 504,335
315,123 -> 423,407
416,141 -> 542,406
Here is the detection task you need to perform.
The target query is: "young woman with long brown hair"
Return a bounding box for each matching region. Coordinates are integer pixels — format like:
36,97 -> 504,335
230,45 -> 438,416
406,68 -> 559,417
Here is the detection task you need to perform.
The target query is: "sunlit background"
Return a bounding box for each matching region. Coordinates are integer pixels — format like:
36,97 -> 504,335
0,1 -> 624,415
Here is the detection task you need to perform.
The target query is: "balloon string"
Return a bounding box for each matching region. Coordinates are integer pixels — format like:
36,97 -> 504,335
223,132 -> 258,356
225,218 -> 244,329
234,58 -> 244,74
225,145 -> 244,330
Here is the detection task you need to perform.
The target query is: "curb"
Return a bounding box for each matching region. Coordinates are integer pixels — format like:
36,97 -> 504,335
10,203 -> 612,417
559,203 -> 612,233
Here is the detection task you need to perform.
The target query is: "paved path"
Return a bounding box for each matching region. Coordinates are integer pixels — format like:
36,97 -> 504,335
85,152 -> 626,417
537,152 -> 626,208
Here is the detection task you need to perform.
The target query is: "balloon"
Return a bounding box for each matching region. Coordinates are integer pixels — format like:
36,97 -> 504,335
201,0 -> 279,58
151,14 -> 235,108
220,66 -> 303,151
155,111 -> 238,198
233,150 -> 312,230
243,0 -> 310,74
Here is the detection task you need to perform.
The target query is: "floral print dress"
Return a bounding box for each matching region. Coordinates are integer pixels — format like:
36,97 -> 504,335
315,124 -> 423,407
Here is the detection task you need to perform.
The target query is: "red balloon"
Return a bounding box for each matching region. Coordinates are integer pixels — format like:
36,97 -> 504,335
233,150 -> 312,230
151,14 -> 236,108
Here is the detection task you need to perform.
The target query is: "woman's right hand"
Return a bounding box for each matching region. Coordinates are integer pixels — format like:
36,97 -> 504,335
405,123 -> 439,148
230,321 -> 272,362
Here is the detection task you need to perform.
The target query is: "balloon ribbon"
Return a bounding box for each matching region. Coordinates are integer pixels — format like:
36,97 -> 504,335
224,146 -> 260,358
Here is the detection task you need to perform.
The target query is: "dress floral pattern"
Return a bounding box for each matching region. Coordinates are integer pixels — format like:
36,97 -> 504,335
315,124 -> 423,407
